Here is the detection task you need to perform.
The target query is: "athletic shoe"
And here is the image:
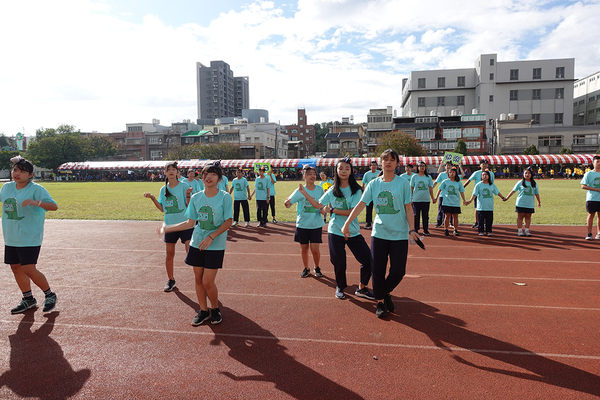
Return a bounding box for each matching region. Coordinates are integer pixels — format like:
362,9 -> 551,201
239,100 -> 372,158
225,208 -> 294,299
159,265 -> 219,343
471,223 -> 478,228
444,229 -> 449,236
375,301 -> 388,318
585,233 -> 593,240
423,231 -> 431,236
191,309 -> 210,326
314,267 -> 323,277
256,223 -> 262,228
384,294 -> 395,313
272,219 -> 278,224
232,221 -> 238,227
11,298 -> 37,314
164,279 -> 176,292
478,232 -> 485,236
355,287 -> 375,300
245,222 -> 250,227
211,308 -> 222,325
434,224 -> 442,228
487,232 -> 493,236
453,230 -> 460,236
596,234 -> 600,240
517,229 -> 524,236
524,229 -> 532,237
43,293 -> 57,312
365,223 -> 372,230
335,287 -> 345,299
300,268 -> 310,278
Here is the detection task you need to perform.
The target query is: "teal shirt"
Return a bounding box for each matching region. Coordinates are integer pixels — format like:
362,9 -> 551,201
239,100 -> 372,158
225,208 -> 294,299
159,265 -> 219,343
254,177 -> 272,201
183,178 -> 201,194
410,174 -> 434,203
438,179 -> 465,207
288,185 -> 326,229
362,170 -> 380,206
361,176 -> 411,240
268,174 -> 277,196
158,182 -> 190,225
0,181 -> 56,247
217,176 -> 229,192
512,181 -> 539,209
472,182 -> 499,211
186,190 -> 233,251
581,171 -> 600,202
231,177 -> 249,201
319,186 -> 362,238
400,172 -> 414,182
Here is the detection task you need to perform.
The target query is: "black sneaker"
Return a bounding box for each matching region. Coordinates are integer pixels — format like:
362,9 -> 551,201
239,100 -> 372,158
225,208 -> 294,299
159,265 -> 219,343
355,287 -> 375,300
434,224 -> 442,228
423,231 -> 431,236
375,301 -> 388,318
191,309 -> 210,326
300,268 -> 310,278
164,279 -> 176,292
444,229 -> 449,236
43,293 -> 57,312
211,308 -> 222,324
453,230 -> 460,236
471,223 -> 478,228
11,298 -> 37,314
272,219 -> 278,224
314,267 -> 323,277
384,294 -> 395,313
585,233 -> 593,240
335,287 -> 345,299
365,223 -> 372,230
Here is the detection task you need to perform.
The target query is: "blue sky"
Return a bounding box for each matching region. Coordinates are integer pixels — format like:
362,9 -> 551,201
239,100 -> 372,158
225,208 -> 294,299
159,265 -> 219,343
1,0 -> 599,136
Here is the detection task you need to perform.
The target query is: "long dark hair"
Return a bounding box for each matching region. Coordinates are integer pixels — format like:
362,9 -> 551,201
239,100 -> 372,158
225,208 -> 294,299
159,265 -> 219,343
522,166 -> 537,188
164,161 -> 179,197
449,167 -> 460,182
417,161 -> 429,177
333,156 -> 361,198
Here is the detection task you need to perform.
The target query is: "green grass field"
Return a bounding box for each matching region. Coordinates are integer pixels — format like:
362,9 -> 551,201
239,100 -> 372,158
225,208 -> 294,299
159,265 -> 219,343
19,178 -> 588,226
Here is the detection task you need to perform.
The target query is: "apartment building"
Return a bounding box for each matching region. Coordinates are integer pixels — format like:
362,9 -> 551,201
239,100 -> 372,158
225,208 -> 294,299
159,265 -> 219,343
366,106 -> 395,155
196,60 -> 249,120
325,119 -> 365,157
573,70 -> 600,126
281,109 -> 316,157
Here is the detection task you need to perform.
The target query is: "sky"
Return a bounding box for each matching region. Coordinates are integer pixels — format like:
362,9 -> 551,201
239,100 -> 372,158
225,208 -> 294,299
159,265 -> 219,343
1,0 -> 600,137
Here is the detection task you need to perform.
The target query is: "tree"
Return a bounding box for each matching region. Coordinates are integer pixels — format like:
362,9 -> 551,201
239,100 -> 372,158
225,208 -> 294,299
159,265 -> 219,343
376,130 -> 426,157
523,144 -> 539,155
0,134 -> 10,149
559,147 -> 573,154
88,135 -> 118,160
35,124 -> 80,139
0,149 -> 22,170
26,134 -> 91,170
453,140 -> 468,156
165,143 -> 242,161
313,123 -> 328,153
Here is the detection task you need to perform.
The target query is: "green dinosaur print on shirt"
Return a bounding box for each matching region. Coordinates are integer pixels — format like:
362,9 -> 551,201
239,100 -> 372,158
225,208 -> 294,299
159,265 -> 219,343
523,186 -> 533,196
331,197 -> 348,210
481,188 -> 493,199
164,195 -> 184,214
302,202 -> 318,213
447,185 -> 457,196
198,205 -> 217,230
417,181 -> 427,191
3,198 -> 24,220
257,181 -> 264,191
376,191 -> 399,214
235,183 -> 242,191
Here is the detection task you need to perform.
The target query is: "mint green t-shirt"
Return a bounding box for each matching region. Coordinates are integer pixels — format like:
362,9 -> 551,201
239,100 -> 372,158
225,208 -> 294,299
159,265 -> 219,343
410,174 -> 434,203
361,176 -> 411,240
472,182 -> 499,211
158,181 -> 190,225
231,177 -> 249,201
269,174 -> 277,196
217,176 -> 229,192
254,176 -> 272,201
581,171 -> 600,202
186,190 -> 233,251
319,185 -> 362,237
288,185 -> 326,229
512,181 -> 539,209
438,179 -> 465,207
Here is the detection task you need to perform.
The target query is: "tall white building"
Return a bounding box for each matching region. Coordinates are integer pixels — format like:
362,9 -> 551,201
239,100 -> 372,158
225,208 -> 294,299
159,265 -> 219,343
401,54 -> 575,127
573,70 -> 600,126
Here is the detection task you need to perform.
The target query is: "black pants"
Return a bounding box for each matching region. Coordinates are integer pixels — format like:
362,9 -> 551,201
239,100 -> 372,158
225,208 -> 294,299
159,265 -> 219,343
233,200 -> 250,222
328,233 -> 372,290
371,237 -> 408,300
269,195 -> 276,218
256,200 -> 268,224
477,210 -> 494,233
366,202 -> 374,225
413,202 -> 430,232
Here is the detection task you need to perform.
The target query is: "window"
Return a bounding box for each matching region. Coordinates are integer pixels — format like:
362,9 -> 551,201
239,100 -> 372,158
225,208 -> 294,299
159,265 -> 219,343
538,135 -> 562,147
532,114 -> 540,124
416,128 -> 435,140
463,128 -> 481,138
443,127 -> 461,139
510,90 -> 518,101
291,136 -> 298,141
438,141 -> 457,150
329,143 -> 340,149
457,96 -> 465,106
556,88 -> 564,99
510,69 -> 519,80
437,97 -> 445,106
149,137 -> 161,144
438,77 -> 445,88
533,68 -> 541,79
556,67 -> 565,78
504,136 -> 527,147
299,116 -> 303,120
151,150 -> 162,159
300,125 -> 303,128
418,97 -> 426,107
490,59 -> 495,66
489,95 -> 494,102
573,134 -> 598,145
457,76 -> 465,87
466,141 -> 481,149
532,89 -> 541,100
490,73 -> 494,80
418,78 -> 426,88
554,113 -> 563,124
254,137 -> 260,142
579,100 -> 585,105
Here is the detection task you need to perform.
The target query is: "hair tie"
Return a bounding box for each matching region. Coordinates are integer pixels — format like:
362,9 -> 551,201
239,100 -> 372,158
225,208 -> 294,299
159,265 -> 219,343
10,155 -> 24,163
342,155 -> 352,164
212,160 -> 222,168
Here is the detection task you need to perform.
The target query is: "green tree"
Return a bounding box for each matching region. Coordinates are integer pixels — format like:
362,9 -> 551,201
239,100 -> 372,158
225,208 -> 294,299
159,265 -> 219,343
35,124 -> 80,139
453,140 -> 468,156
313,123 -> 329,153
376,130 -> 426,156
0,134 -> 10,149
523,144 -> 540,155
559,147 -> 573,154
88,135 -> 118,160
165,143 -> 242,160
26,131 -> 91,170
0,150 -> 22,170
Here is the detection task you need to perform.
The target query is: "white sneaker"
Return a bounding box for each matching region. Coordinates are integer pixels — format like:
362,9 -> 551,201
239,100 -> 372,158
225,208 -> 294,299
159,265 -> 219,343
517,229 -> 524,236
478,233 -> 484,236
524,229 -> 531,237
232,221 -> 238,227
595,234 -> 600,240
585,233 -> 593,240
245,222 -> 250,227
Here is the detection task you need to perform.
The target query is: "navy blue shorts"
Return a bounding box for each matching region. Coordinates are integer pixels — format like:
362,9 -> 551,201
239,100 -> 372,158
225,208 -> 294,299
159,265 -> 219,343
442,206 -> 461,215
4,246 -> 41,266
294,227 -> 323,244
586,201 -> 600,214
185,247 -> 225,269
164,228 -> 194,244
515,207 -> 535,214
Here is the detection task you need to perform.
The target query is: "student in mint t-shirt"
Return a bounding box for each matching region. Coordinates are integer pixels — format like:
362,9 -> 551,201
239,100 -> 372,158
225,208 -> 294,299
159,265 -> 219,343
162,161 -> 232,326
229,168 -> 251,227
433,166 -> 467,237
465,170 -> 505,236
342,149 -> 419,319
285,165 -> 325,279
268,170 -> 278,223
296,157 -> 374,300
400,163 -> 414,182
410,162 -> 434,235
182,170 -> 202,195
581,156 -> 600,240
463,159 -> 491,229
503,166 -> 541,237
250,167 -> 272,228
432,162 -> 463,227
361,160 -> 380,229
1,156 -> 59,315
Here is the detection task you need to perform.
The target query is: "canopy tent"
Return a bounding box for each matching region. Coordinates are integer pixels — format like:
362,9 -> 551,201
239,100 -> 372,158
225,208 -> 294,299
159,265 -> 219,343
57,154 -> 598,171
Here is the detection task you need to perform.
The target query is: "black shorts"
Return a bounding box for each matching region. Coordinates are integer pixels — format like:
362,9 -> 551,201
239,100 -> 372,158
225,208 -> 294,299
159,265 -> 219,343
294,227 -> 323,244
515,207 -> 535,214
185,247 -> 225,269
4,246 -> 41,265
442,206 -> 461,215
164,228 -> 194,244
586,201 -> 600,214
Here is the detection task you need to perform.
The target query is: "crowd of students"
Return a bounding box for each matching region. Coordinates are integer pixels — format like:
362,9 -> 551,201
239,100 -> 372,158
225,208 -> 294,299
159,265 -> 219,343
3,154 -> 600,324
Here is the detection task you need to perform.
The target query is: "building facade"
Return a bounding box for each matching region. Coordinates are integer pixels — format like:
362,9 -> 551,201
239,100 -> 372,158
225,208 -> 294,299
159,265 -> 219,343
573,70 -> 600,126
196,61 -> 249,120
324,121 -> 365,157
401,54 -> 575,127
281,109 -> 316,157
366,106 -> 395,155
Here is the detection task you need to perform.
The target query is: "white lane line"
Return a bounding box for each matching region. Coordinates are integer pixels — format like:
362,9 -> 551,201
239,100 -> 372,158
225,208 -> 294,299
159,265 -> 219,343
1,319 -> 598,361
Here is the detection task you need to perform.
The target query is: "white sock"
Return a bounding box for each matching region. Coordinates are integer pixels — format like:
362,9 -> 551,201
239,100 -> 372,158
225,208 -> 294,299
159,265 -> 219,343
518,228 -> 523,233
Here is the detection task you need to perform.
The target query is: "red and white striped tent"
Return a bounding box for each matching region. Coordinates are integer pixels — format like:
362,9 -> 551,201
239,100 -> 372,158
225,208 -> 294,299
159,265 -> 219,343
57,154 -> 598,171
